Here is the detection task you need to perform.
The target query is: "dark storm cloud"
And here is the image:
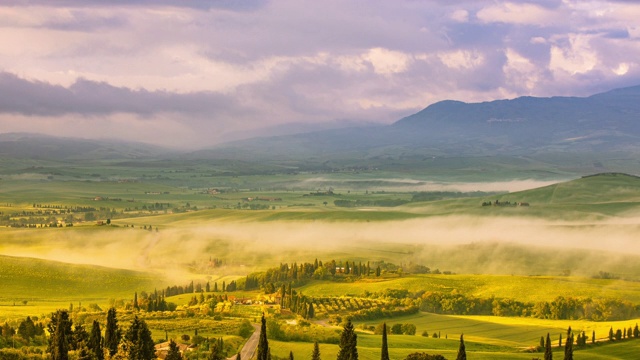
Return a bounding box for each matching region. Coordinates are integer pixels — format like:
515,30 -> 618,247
0,72 -> 240,117
2,0 -> 266,11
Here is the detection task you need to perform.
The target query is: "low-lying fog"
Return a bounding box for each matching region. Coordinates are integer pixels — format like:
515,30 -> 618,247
298,177 -> 562,193
2,215 -> 640,280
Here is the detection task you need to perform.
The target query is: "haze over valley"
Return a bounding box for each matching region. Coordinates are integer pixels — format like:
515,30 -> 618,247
3,1 -> 640,359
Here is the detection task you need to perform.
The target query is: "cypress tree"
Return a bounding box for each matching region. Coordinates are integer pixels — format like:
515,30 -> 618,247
72,324 -> 89,351
635,323 -> 639,338
337,319 -> 358,360
209,339 -> 224,360
559,333 -> 562,347
311,340 -> 321,360
308,302 -> 315,319
544,333 -> 552,360
48,310 -> 72,360
540,336 -> 544,349
104,308 -> 120,356
456,334 -> 466,360
564,333 -> 573,360
134,292 -> 139,310
257,314 -> 269,360
88,320 -> 104,360
592,330 -> 595,344
166,339 -> 182,360
289,350 -> 294,360
237,352 -> 241,360
609,327 -> 614,341
381,323 -> 389,360
125,316 -> 154,360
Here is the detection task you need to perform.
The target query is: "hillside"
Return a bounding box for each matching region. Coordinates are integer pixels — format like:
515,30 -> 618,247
202,85 -> 640,162
0,255 -> 158,301
0,133 -> 172,161
497,173 -> 640,205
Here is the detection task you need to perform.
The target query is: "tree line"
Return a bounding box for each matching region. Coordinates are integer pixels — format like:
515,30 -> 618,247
420,292 -> 640,321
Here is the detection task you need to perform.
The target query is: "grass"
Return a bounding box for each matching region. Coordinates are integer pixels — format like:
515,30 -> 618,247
0,255 -> 158,321
270,314 -> 640,359
298,274 -> 640,304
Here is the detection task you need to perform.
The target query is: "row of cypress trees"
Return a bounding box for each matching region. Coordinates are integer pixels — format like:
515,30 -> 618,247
256,314 -> 465,360
48,307 -> 153,360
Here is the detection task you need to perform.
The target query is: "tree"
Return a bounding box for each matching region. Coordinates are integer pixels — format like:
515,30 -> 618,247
337,319 -> 358,360
75,341 -> 93,360
88,320 -> 104,360
539,336 -> 544,349
544,333 -> 552,360
209,338 -> 225,360
381,323 -> 389,360
404,354 -> 446,360
564,333 -> 573,360
615,328 -> 622,341
592,330 -> 595,344
48,310 -> 72,360
635,323 -> 639,338
105,308 -> 120,356
72,324 -> 89,351
166,339 -> 183,360
18,316 -> 36,342
257,314 -> 269,360
237,352 -> 241,360
124,316 -> 154,360
308,302 -> 315,319
289,351 -> 294,360
311,340 -> 321,360
134,292 -> 139,310
456,334 -> 466,360
609,327 -> 614,341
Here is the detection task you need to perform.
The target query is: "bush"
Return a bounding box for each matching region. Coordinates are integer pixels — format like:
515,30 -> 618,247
238,320 -> 254,338
391,324 -> 404,334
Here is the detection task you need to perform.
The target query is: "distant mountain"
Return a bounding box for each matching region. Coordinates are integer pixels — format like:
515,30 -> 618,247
3,85 -> 640,177
200,85 -> 640,160
0,133 -> 173,160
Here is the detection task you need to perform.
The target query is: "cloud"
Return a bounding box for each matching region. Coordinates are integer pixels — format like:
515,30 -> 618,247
477,2 -> 564,26
0,72 -> 238,116
1,0 -> 640,146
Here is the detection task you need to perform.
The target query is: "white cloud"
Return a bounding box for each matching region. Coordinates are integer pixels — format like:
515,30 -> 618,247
549,34 -> 598,75
438,50 -> 484,70
363,47 -> 412,75
503,48 -> 540,91
450,9 -> 469,23
612,63 -> 629,76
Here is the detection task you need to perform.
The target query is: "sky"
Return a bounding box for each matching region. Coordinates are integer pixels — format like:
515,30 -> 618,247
1,0 -> 640,148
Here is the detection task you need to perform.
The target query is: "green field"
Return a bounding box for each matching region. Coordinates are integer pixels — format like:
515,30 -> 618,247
0,255 -> 158,321
298,274 -> 640,303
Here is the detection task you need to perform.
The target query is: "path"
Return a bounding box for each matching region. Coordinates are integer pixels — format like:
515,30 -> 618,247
228,324 -> 260,360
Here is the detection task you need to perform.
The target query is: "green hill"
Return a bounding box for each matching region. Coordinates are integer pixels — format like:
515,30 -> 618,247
0,255 -> 158,302
501,173 -> 640,205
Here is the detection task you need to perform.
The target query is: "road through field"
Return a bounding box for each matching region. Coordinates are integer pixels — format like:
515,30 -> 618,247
229,324 -> 260,360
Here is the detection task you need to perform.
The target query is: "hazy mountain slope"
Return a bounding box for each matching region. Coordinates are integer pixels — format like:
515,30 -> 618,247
203,85 -> 640,161
0,133 -> 172,160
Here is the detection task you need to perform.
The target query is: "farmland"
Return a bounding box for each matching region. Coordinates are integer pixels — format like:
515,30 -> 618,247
2,163 -> 640,359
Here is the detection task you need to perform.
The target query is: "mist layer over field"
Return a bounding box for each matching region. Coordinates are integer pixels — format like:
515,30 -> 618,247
2,215 -> 640,280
